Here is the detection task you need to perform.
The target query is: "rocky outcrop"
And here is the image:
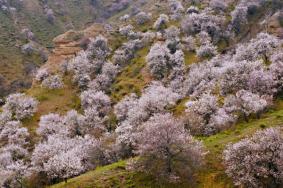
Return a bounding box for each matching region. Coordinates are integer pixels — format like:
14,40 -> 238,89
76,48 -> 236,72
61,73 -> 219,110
40,24 -> 108,75
267,11 -> 283,38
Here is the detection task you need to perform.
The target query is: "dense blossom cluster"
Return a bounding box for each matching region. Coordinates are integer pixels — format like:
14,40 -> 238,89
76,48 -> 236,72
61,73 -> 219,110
41,75 -> 64,89
113,39 -> 143,66
230,0 -> 282,34
3,93 -> 38,120
35,68 -> 49,82
0,93 -> 37,187
146,41 -> 185,83
115,82 -> 180,151
169,0 -> 184,20
181,9 -> 225,43
135,12 -> 151,25
135,113 -> 205,179
69,35 -> 118,90
153,14 -> 169,31
223,128 -> 283,187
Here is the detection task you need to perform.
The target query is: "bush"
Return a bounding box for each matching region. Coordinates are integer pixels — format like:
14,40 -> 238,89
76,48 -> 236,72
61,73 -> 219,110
41,75 -> 64,89
153,14 -> 169,31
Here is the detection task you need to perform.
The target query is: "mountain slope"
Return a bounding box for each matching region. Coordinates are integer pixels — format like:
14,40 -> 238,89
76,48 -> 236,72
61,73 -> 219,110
1,0 -> 283,187
50,99 -> 283,188
0,0 -> 130,97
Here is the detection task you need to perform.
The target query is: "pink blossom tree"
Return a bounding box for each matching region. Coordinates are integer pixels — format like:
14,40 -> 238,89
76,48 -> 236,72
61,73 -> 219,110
223,128 -> 283,187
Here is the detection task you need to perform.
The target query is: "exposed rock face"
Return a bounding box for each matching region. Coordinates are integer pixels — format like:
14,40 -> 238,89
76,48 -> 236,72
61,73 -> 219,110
268,11 -> 283,38
39,24 -> 108,76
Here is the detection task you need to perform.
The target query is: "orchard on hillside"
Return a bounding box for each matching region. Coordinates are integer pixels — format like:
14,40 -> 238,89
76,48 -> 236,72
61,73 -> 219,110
0,0 -> 283,187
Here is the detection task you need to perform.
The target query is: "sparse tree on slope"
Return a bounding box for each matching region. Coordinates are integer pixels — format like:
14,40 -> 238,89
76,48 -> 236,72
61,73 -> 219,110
135,113 -> 205,180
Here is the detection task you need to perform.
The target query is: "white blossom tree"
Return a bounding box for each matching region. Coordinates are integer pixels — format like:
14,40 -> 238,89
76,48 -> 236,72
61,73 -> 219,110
115,82 -> 180,153
113,39 -> 143,66
185,93 -> 219,135
88,35 -> 110,61
35,68 -> 49,82
270,51 -> 283,92
186,6 -> 199,14
248,69 -> 275,95
196,42 -> 217,58
146,42 -> 171,79
3,93 -> 38,120
88,62 -> 119,92
234,33 -> 281,62
209,0 -> 228,11
220,60 -> 263,95
135,12 -> 151,25
0,121 -> 29,146
181,10 -> 224,43
146,42 -> 185,80
119,25 -> 134,37
153,14 -> 169,31
80,90 -> 111,116
37,113 -> 67,139
224,90 -> 268,121
223,128 -> 283,187
31,134 -> 97,181
46,9 -> 55,24
183,60 -> 217,97
230,4 -> 248,34
114,94 -> 138,122
41,75 -> 64,89
135,113 -> 205,179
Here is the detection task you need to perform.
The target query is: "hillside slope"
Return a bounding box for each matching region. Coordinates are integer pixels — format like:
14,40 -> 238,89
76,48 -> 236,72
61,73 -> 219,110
51,99 -> 283,188
1,0 -> 283,188
0,0 -> 130,97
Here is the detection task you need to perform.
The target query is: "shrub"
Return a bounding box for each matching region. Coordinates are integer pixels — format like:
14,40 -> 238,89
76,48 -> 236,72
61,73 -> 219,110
153,14 -> 169,31
41,75 -> 64,89
135,12 -> 151,25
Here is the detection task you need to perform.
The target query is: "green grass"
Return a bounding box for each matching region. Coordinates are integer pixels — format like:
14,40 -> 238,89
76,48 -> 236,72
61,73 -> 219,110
110,47 -> 151,102
50,160 -> 193,188
197,99 -> 283,188
171,97 -> 190,116
49,99 -> 283,188
22,76 -> 80,137
184,51 -> 199,66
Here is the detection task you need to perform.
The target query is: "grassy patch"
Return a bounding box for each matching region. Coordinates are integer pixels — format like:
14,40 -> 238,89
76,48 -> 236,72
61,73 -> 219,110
171,97 -> 189,116
50,160 -> 193,188
184,51 -> 199,66
23,76 -> 80,137
196,99 -> 283,188
110,47 -> 151,102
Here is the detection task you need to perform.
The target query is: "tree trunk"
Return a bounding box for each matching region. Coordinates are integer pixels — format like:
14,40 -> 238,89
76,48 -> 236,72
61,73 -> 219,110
243,113 -> 249,122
